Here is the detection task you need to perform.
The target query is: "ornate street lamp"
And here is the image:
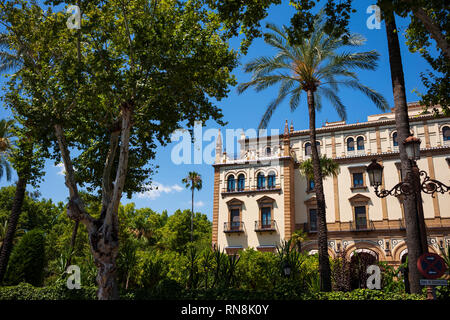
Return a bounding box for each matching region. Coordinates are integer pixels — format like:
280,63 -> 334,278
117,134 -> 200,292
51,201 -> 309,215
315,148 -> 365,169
282,261 -> 291,277
404,135 -> 421,161
367,159 -> 383,187
366,134 -> 450,200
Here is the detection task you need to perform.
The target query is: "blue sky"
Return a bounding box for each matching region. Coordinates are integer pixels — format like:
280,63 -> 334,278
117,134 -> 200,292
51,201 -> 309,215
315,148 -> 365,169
0,1 -> 435,221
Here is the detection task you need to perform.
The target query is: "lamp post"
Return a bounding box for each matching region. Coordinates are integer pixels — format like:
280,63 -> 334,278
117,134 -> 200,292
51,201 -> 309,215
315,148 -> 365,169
283,260 -> 291,278
366,137 -> 450,200
367,135 -> 450,291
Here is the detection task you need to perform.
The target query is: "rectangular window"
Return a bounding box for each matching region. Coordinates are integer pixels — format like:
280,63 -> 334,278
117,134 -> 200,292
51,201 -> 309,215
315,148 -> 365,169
309,208 -> 317,232
261,207 -> 271,228
354,206 -> 367,230
230,209 -> 240,230
352,172 -> 364,187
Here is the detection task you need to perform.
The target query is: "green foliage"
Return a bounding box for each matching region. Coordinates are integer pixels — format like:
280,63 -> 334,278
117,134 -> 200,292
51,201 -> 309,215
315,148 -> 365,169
299,156 -> 340,181
308,289 -> 425,301
0,282 -> 96,300
331,249 -> 351,292
0,283 -> 427,300
236,249 -> 280,291
157,209 -> 211,253
1,0 -> 238,199
378,261 -> 406,293
4,229 -> 46,286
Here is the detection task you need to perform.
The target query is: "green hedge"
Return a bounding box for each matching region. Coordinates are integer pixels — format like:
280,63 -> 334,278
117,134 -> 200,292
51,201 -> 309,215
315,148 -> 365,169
306,289 -> 425,300
0,282 -> 97,300
0,283 -> 430,300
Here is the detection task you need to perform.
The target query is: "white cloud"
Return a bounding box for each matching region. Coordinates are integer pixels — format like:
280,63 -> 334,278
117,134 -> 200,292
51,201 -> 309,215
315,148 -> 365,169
138,182 -> 184,200
55,163 -> 65,176
195,201 -> 206,208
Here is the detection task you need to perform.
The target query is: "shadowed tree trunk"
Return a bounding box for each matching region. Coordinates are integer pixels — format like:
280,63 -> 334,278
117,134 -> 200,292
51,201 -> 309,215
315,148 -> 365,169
54,102 -> 132,300
307,89 -> 332,292
384,9 -> 428,294
0,175 -> 28,283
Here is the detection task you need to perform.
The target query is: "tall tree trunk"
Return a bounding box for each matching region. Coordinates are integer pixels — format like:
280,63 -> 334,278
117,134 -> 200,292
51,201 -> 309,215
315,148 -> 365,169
307,89 -> 332,292
0,175 -> 28,283
191,188 -> 194,242
384,10 -> 428,294
54,102 -> 132,300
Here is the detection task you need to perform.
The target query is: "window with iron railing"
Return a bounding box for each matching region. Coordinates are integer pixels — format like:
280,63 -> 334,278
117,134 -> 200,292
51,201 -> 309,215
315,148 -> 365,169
255,219 -> 276,231
224,221 -> 244,233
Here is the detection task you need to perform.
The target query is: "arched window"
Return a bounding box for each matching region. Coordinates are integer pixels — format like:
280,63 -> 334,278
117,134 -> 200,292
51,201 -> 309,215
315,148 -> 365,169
305,141 -> 320,156
267,172 -> 276,188
357,136 -> 365,150
393,132 -> 398,147
347,137 -> 355,151
443,126 -> 450,141
265,147 -> 271,156
237,174 -> 245,191
227,175 -> 235,192
257,172 -> 266,189
305,142 -> 311,156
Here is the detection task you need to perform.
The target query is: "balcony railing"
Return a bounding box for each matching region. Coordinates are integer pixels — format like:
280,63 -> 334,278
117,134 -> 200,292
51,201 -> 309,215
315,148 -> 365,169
350,220 -> 375,231
224,221 -> 244,233
221,184 -> 282,195
254,220 -> 277,232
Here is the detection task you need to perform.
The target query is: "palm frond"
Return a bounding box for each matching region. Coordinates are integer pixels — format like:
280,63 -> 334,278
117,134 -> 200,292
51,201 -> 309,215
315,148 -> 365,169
318,86 -> 348,121
258,79 -> 295,129
339,80 -> 390,111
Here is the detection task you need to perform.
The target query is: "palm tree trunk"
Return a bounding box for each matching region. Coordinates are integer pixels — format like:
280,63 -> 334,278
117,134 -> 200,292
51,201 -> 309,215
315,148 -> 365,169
384,10 -> 428,294
191,187 -> 194,242
0,175 -> 28,283
307,89 -> 332,292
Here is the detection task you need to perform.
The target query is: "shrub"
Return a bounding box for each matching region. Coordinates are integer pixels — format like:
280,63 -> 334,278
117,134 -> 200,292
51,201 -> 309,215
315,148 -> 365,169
0,284 -> 428,300
0,282 -> 96,300
306,289 -> 425,300
4,229 -> 46,286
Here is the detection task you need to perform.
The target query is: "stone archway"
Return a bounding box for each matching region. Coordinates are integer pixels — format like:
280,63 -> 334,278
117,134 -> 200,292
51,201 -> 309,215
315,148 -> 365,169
302,241 -> 336,259
344,241 -> 385,262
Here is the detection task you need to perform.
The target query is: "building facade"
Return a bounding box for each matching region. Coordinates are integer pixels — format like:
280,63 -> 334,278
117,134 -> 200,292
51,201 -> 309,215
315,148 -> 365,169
211,103 -> 450,266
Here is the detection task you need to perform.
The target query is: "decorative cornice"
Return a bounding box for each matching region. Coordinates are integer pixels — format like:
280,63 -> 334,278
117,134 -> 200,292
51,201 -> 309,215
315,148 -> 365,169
243,113 -> 450,144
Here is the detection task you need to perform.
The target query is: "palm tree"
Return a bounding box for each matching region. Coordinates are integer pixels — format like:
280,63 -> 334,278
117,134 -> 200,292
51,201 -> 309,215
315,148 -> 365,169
0,31 -> 32,283
0,119 -> 14,182
383,8 -> 428,294
182,172 -> 203,242
299,155 -> 341,182
238,17 -> 389,291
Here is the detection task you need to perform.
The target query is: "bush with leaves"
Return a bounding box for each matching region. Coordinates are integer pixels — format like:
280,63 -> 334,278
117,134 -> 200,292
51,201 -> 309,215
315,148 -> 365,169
4,229 -> 46,286
236,248 -> 280,291
331,248 -> 351,292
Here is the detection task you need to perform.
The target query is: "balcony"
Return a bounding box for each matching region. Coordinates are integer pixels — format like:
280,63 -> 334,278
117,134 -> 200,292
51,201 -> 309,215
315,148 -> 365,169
224,221 -> 244,234
349,220 -> 375,232
254,220 -> 277,232
221,185 -> 282,197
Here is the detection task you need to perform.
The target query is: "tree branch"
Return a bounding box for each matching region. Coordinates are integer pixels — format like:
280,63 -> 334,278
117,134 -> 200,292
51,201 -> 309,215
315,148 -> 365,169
101,130 -> 120,213
408,3 -> 450,60
105,102 -> 133,229
54,123 -> 95,232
